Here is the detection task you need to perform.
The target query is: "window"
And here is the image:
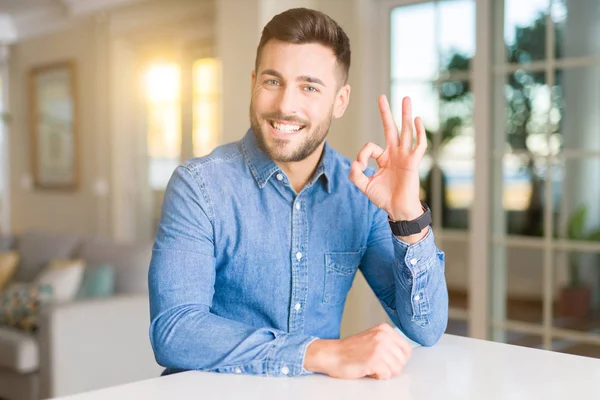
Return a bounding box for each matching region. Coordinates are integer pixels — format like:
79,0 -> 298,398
144,58 -> 221,190
145,62 -> 181,190
389,0 -> 476,338
387,0 -> 600,356
390,0 -> 475,231
490,0 -> 600,355
193,58 -> 221,157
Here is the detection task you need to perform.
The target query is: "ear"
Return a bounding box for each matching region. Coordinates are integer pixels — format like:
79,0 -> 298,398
332,84 -> 351,119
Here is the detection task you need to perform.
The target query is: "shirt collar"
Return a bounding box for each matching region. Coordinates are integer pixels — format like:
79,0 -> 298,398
241,128 -> 332,193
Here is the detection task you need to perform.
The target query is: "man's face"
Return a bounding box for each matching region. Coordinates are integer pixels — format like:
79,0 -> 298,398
250,39 -> 350,163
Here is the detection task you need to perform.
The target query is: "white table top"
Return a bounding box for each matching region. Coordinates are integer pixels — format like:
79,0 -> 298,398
55,334 -> 600,400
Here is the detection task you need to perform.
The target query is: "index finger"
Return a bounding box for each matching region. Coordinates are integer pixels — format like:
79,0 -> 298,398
378,95 -> 399,148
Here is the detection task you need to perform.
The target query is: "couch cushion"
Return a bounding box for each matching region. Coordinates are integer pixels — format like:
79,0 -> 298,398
77,238 -> 152,294
14,231 -> 81,283
0,235 -> 16,251
76,263 -> 116,299
0,283 -> 53,333
36,260 -> 85,303
0,326 -> 39,373
0,251 -> 20,291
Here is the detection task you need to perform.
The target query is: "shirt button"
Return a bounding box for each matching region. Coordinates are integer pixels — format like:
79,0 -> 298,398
414,295 -> 421,301
410,258 -> 418,265
234,367 -> 242,374
281,366 -> 290,375
296,252 -> 302,260
295,202 -> 301,210
276,173 -> 283,181
294,303 -> 301,311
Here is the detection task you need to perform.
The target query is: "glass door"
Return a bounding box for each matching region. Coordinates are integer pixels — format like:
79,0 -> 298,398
387,0 -> 476,337
490,0 -> 600,356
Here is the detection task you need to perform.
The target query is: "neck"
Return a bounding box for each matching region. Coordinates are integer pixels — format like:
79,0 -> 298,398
275,143 -> 325,193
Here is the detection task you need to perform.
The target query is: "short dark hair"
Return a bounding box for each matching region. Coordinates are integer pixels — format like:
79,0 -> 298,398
255,8 -> 351,85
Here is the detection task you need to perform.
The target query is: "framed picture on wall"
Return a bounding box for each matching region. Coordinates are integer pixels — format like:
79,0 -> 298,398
29,60 -> 79,190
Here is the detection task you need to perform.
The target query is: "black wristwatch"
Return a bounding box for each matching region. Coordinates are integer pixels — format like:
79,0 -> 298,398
388,201 -> 432,236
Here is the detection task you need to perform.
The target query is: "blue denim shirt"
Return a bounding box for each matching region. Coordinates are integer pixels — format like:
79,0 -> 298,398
149,129 -> 448,377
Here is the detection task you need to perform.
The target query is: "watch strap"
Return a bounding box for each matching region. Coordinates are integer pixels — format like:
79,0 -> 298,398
388,201 -> 432,236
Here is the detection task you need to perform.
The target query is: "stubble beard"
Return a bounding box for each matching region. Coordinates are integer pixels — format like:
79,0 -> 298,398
249,102 -> 333,163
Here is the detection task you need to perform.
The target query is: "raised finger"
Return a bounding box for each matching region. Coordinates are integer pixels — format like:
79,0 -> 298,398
413,116 -> 427,159
356,142 -> 385,169
378,95 -> 399,148
399,96 -> 414,152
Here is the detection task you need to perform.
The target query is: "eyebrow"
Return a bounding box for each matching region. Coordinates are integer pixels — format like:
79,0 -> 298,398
260,69 -> 326,87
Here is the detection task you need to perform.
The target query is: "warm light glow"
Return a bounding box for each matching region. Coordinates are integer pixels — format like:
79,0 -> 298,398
145,62 -> 181,160
145,63 -> 180,103
194,59 -> 220,94
193,58 -> 221,157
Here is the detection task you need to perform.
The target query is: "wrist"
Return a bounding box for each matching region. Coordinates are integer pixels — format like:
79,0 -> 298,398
396,226 -> 429,244
389,202 -> 424,222
389,201 -> 431,244
303,339 -> 340,374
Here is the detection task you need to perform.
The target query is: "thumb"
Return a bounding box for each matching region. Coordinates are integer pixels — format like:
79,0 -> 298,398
349,161 -> 370,195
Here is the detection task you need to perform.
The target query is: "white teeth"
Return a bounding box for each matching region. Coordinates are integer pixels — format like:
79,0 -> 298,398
273,122 -> 301,133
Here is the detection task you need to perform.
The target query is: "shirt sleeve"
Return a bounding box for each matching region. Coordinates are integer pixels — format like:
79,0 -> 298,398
149,166 -> 318,376
359,205 -> 448,346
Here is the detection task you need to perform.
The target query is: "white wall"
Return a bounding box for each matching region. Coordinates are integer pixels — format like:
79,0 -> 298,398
8,19 -> 103,236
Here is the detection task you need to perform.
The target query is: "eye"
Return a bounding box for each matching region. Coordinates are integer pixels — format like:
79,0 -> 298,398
265,79 -> 280,86
303,85 -> 319,93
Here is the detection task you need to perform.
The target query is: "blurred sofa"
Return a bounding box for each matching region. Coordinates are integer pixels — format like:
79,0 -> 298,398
0,231 -> 162,400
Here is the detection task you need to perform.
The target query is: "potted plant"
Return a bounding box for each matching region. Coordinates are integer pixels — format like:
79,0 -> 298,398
558,205 -> 600,319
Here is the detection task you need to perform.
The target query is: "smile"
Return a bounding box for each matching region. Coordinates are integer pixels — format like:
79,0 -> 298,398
269,120 -> 306,135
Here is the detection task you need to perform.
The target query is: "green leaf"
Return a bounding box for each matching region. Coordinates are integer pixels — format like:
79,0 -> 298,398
568,205 -> 587,240
586,230 -> 600,242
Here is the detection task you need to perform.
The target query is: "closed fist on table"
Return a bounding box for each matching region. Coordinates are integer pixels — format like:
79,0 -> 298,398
304,323 -> 412,380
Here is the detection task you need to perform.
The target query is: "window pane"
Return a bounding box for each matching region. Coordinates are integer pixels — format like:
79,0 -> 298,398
193,58 -> 221,157
145,63 -> 181,190
438,80 -> 474,229
443,237 -> 470,311
498,154 -> 547,237
391,82 -> 439,133
552,339 -> 600,359
391,3 -> 437,80
446,319 -> 468,336
439,159 -> 472,229
504,0 -> 550,63
553,0 -> 600,59
496,71 -> 551,154
554,250 -> 600,335
505,332 -> 543,349
553,67 -> 600,152
439,0 -> 475,74
555,157 -> 600,241
492,245 -> 544,325
439,80 -> 473,148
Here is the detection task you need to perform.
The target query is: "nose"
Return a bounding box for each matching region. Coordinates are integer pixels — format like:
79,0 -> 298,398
277,86 -> 298,116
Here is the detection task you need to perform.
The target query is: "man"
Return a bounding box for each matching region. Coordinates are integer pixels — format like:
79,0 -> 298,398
149,7 -> 448,380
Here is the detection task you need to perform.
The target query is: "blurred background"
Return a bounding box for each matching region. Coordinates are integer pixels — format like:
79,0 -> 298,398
0,0 -> 598,399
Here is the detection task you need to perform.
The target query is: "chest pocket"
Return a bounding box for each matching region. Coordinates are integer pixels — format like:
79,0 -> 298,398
323,248 -> 366,305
